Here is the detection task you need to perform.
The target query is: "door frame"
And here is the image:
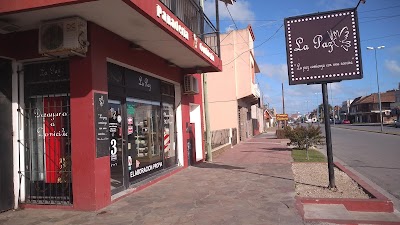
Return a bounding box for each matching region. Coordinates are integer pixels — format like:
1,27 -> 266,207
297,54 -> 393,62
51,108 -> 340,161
108,97 -> 130,195
0,58 -> 14,212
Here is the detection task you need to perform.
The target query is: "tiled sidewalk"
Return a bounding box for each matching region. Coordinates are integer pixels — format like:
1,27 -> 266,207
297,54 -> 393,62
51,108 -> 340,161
0,132 -> 304,225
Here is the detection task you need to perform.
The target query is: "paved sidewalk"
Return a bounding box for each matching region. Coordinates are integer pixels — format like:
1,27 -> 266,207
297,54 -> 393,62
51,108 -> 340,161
0,132 -> 304,225
1,130 -> 399,225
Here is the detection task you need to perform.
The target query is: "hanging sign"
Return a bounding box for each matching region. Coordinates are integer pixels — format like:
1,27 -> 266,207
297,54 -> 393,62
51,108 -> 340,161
284,8 -> 363,85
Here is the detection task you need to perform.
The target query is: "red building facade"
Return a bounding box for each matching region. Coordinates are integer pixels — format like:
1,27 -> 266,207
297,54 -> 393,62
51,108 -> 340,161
0,0 -> 225,211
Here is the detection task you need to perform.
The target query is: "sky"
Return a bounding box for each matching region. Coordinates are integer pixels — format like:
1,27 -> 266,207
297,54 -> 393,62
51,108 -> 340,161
204,0 -> 400,115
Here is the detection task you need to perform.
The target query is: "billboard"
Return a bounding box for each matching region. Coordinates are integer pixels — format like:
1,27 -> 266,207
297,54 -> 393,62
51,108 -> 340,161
284,9 -> 363,85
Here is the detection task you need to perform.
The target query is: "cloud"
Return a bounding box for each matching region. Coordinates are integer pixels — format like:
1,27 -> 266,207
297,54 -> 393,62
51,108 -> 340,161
204,0 -> 255,24
385,60 -> 400,74
259,63 -> 288,82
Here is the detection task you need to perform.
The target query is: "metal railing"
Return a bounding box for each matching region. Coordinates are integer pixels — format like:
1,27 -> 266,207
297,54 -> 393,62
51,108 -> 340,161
20,61 -> 72,205
159,0 -> 220,56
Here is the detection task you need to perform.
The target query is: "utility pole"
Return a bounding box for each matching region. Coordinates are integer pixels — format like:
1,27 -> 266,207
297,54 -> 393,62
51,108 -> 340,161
204,74 -> 212,162
201,0 -> 212,162
282,83 -> 285,127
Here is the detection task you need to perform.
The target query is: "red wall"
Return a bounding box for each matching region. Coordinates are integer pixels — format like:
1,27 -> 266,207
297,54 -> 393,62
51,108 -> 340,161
0,30 -> 41,60
181,73 -> 205,164
0,20 -> 204,210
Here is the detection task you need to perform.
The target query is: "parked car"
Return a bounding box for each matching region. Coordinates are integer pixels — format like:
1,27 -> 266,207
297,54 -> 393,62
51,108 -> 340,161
395,120 -> 400,128
342,120 -> 351,124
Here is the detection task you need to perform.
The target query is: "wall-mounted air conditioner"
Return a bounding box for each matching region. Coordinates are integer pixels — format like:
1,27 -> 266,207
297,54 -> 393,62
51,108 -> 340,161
39,17 -> 89,57
183,75 -> 199,95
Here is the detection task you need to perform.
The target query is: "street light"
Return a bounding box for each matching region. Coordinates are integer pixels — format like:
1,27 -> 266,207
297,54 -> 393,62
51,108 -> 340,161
315,93 -> 321,123
367,45 -> 385,132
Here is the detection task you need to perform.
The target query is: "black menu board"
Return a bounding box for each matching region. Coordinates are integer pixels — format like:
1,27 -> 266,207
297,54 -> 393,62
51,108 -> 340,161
94,92 -> 110,158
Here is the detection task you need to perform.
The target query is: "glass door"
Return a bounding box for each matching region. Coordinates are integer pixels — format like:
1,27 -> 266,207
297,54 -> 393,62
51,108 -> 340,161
108,99 -> 127,194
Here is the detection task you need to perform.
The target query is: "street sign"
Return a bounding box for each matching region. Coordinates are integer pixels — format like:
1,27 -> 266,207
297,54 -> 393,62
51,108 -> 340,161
276,114 -> 289,121
284,8 -> 363,85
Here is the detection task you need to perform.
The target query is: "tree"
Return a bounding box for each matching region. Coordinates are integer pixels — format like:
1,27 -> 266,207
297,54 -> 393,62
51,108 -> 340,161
284,125 -> 324,160
318,103 -> 333,121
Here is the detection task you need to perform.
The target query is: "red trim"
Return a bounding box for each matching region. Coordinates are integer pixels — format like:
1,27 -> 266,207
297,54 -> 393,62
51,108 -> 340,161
334,162 -> 389,200
123,0 -> 222,72
303,218 -> 400,225
299,197 -> 393,213
0,0 -> 97,15
294,161 -> 394,213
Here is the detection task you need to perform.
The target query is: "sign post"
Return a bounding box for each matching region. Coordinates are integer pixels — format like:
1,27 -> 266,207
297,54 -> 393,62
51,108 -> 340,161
284,8 -> 363,189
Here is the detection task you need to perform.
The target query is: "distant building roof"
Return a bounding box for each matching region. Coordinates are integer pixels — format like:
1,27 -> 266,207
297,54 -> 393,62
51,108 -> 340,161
352,91 -> 395,105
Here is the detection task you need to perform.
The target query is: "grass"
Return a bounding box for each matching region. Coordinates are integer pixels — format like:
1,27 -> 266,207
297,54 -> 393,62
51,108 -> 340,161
292,149 -> 327,162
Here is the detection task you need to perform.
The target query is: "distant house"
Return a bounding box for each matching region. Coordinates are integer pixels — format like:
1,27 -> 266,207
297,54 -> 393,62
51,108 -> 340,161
349,91 -> 396,123
390,83 -> 400,121
290,113 -> 302,121
340,100 -> 353,120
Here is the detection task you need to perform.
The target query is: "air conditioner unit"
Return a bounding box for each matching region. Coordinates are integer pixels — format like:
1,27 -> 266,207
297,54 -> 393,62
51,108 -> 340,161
39,17 -> 88,57
183,75 -> 199,95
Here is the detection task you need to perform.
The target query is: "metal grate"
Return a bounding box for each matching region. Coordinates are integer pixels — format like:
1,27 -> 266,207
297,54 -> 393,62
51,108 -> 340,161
20,61 -> 72,205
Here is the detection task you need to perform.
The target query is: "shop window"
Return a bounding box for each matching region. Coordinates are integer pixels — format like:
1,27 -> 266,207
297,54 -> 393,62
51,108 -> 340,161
22,61 -> 72,205
162,102 -> 176,168
127,98 -> 163,182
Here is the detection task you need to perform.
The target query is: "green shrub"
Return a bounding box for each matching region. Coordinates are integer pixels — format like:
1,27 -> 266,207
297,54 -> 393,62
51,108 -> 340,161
284,125 -> 324,160
276,129 -> 286,139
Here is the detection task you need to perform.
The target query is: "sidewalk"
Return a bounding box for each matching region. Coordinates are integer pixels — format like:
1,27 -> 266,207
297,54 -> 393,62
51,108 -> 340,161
0,131 -> 399,225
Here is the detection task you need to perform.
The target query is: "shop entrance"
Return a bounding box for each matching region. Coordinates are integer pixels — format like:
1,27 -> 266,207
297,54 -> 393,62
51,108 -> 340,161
0,58 -> 13,212
108,99 -> 128,194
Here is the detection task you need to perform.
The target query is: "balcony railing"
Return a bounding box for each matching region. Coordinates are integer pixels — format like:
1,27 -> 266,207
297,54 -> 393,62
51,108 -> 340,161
159,0 -> 220,57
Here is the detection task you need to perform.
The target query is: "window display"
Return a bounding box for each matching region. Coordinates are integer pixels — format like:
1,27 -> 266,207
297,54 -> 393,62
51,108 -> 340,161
162,102 -> 176,168
127,98 -> 163,181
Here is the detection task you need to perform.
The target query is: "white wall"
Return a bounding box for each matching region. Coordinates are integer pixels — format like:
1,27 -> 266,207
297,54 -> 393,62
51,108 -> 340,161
190,104 -> 203,161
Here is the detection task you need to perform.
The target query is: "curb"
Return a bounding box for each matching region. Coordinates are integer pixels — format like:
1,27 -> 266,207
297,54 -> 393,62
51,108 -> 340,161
296,161 -> 394,213
333,125 -> 400,136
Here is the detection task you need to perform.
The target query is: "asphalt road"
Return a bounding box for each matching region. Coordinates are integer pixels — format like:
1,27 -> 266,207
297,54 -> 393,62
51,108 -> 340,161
320,125 -> 400,203
333,124 -> 400,135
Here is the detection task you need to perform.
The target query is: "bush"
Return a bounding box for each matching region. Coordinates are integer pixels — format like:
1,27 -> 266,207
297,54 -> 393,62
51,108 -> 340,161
284,125 -> 324,160
276,129 -> 286,139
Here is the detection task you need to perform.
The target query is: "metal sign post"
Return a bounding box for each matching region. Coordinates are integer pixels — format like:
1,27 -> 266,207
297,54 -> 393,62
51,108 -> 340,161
322,83 -> 336,189
283,8 -> 363,189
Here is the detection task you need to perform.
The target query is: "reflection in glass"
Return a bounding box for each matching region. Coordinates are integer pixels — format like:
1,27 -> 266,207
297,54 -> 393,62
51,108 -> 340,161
109,100 -> 124,191
162,102 -> 176,168
126,98 -> 162,182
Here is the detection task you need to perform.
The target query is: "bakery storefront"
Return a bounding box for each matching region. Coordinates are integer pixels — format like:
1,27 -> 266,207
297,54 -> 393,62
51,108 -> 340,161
0,0 -> 224,211
107,62 -> 178,194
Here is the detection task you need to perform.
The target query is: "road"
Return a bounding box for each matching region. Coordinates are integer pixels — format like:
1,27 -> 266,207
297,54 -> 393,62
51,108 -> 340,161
320,125 -> 400,205
333,123 -> 400,135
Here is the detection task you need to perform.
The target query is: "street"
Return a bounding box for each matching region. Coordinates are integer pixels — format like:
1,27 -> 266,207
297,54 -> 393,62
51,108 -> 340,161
319,125 -> 400,208
333,124 -> 400,135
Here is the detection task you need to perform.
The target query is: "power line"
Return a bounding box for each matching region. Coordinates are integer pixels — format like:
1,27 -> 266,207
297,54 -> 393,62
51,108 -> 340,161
225,4 -> 250,48
223,24 -> 284,66
358,5 -> 400,13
